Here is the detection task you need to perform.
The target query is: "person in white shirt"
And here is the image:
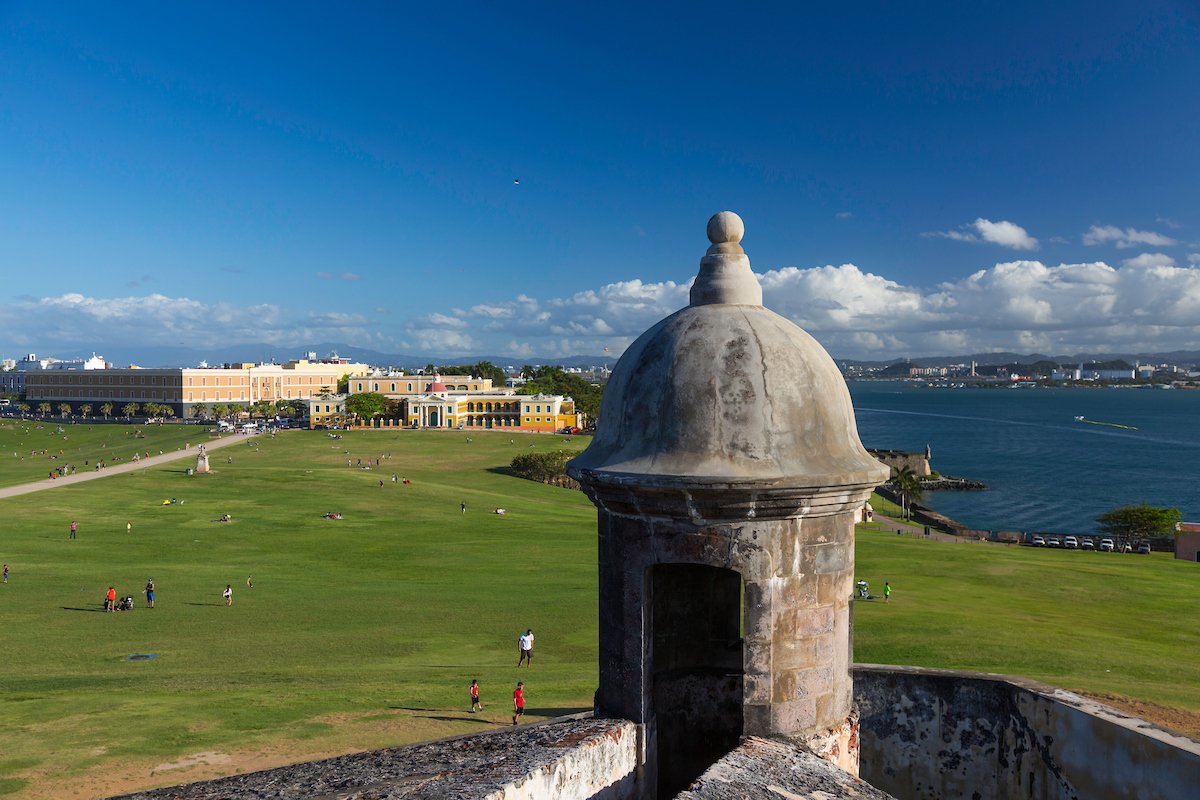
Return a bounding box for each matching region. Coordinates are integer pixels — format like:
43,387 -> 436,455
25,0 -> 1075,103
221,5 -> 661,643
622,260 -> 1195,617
517,629 -> 535,666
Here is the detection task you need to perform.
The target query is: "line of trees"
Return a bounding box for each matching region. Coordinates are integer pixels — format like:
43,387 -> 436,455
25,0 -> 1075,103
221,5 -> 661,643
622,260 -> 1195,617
515,366 -> 602,420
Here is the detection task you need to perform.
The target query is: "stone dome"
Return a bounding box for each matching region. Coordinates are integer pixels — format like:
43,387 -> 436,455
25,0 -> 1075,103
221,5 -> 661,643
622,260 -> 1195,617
568,212 -> 888,492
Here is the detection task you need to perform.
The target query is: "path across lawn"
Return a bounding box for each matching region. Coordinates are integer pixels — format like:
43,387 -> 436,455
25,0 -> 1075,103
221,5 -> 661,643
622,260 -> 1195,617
0,431 -> 252,499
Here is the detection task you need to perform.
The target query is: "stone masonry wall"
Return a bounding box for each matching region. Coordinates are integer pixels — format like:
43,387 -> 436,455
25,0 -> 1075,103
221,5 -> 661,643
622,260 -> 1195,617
109,717 -> 640,800
854,665 -> 1200,800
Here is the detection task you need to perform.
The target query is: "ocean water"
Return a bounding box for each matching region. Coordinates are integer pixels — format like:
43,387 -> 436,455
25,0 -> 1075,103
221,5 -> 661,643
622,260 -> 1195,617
848,382 -> 1200,534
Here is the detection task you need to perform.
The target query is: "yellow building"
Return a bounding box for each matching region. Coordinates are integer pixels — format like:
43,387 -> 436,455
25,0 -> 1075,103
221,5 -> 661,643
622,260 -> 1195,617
348,374 -> 493,394
349,375 -> 583,432
306,395 -> 348,428
25,359 -> 368,418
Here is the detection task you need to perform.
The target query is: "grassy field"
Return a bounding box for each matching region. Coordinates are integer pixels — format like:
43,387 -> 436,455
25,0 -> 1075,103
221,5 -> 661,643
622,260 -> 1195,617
0,427 -> 1197,798
0,419 -> 205,488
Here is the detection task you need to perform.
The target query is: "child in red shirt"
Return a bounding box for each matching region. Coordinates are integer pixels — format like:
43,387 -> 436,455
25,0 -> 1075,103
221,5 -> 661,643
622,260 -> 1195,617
512,682 -> 525,726
470,679 -> 483,713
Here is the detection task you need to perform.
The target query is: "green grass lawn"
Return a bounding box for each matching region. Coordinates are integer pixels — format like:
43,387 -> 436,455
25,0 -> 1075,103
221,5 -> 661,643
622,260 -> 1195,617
0,419 -> 207,487
0,427 -> 1196,797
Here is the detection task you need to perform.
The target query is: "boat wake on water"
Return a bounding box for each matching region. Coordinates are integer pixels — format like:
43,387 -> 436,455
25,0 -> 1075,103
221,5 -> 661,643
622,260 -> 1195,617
1073,415 -> 1138,430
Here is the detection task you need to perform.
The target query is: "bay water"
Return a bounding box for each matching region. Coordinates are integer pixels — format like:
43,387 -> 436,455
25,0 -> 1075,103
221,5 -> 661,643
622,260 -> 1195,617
848,382 -> 1200,534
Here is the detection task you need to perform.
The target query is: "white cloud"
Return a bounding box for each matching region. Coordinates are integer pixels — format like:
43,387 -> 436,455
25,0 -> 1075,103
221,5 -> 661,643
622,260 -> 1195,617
924,218 -> 1038,250
1156,216 -> 1181,230
1082,225 -> 1178,249
8,255 -> 1200,362
835,211 -> 854,220
1121,253 -> 1175,269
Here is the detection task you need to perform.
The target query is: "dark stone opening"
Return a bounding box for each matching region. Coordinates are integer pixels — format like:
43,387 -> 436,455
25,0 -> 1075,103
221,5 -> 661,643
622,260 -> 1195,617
650,563 -> 744,797
125,653 -> 158,661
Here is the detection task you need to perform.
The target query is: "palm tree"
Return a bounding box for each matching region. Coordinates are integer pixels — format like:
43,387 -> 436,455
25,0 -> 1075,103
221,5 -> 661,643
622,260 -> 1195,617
79,404 -> 92,419
57,403 -> 72,417
100,402 -> 113,419
18,402 -> 30,415
892,466 -> 923,521
122,402 -> 139,420
37,402 -> 51,417
211,403 -> 227,421
191,403 -> 208,420
160,405 -> 175,421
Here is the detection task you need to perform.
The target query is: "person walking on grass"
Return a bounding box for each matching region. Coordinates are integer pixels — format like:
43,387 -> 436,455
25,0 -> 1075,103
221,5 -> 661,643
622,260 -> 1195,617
69,520 -> 77,540
2,563 -> 8,583
470,679 -> 484,713
105,586 -> 116,612
223,584 -> 233,606
461,501 -> 466,515
512,681 -> 525,726
145,578 -> 155,608
517,629 -> 535,667
884,581 -> 892,603
127,520 -> 132,535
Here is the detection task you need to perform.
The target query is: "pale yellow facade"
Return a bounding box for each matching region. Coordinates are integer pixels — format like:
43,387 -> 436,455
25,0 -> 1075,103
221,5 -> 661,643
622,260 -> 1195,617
348,374 -> 493,395
307,395 -> 348,428
25,359 -> 368,416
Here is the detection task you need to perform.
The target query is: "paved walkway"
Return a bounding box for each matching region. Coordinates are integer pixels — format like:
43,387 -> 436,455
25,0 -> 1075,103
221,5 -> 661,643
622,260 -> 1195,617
0,432 -> 253,500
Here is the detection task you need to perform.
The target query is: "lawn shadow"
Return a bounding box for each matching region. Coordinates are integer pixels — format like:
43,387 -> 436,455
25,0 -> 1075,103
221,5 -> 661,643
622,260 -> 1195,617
415,714 -> 495,725
526,707 -> 592,717
184,601 -> 225,606
61,606 -> 105,613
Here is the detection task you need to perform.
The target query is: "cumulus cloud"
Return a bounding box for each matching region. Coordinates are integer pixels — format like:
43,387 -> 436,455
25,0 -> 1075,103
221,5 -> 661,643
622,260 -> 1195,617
1082,225 -> 1178,249
924,218 -> 1038,250
0,293 -> 389,354
1121,253 -> 1175,269
8,256 -> 1200,361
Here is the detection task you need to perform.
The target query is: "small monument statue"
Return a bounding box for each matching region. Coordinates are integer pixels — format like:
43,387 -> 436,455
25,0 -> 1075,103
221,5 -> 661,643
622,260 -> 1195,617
195,450 -> 210,474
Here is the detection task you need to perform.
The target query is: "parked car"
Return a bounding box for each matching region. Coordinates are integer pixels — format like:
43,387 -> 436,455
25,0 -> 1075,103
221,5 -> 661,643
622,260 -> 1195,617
1063,535 -> 1079,549
1136,542 -> 1152,554
1099,538 -> 1114,552
1080,537 -> 1095,550
1046,536 -> 1061,547
1119,542 -> 1133,553
1030,535 -> 1046,547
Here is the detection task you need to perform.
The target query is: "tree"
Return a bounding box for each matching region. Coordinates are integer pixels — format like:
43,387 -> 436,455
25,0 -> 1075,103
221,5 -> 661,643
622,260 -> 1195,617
58,403 -> 72,417
191,403 -> 208,420
18,402 -> 30,415
337,374 -> 350,393
1096,505 -> 1182,552
100,402 -> 113,419
37,402 -> 51,416
160,405 -> 175,421
892,466 -> 923,521
345,392 -> 388,421
122,402 -> 139,419
252,400 -> 274,419
79,404 -> 92,419
211,403 -> 227,421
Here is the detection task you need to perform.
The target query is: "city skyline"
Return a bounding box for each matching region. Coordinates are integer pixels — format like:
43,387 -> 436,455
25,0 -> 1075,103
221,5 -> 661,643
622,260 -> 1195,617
3,2 -> 1199,361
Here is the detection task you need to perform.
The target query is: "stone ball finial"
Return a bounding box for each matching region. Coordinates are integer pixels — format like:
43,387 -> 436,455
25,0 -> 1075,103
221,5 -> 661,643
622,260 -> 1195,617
707,211 -> 744,245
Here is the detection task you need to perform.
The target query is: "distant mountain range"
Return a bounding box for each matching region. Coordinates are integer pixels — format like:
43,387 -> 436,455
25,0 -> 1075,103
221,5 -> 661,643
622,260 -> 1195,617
70,343 -> 618,371
22,342 -> 1200,371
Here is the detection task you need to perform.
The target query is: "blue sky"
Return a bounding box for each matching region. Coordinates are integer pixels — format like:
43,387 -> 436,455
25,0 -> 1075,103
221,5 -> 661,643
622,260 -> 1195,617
3,1 -> 1199,361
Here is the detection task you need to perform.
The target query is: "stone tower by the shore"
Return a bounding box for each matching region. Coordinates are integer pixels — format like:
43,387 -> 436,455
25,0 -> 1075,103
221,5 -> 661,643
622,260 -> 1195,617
568,211 -> 889,798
